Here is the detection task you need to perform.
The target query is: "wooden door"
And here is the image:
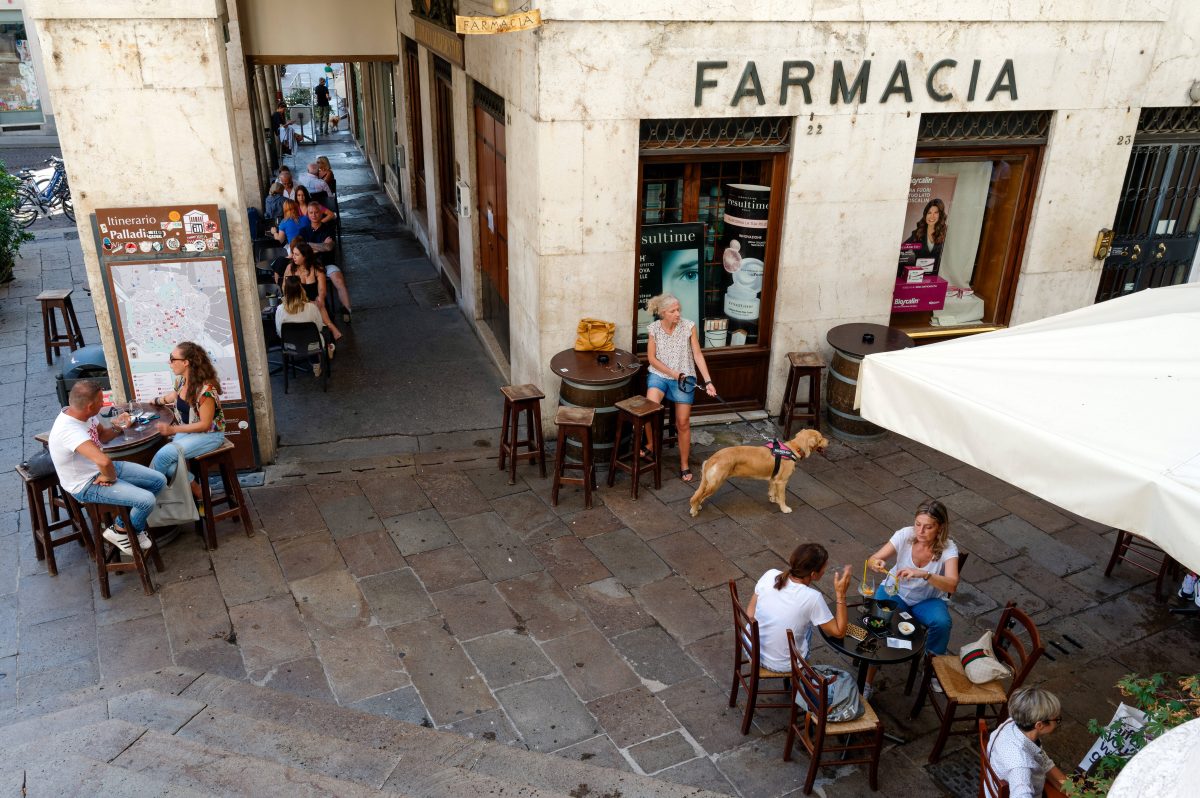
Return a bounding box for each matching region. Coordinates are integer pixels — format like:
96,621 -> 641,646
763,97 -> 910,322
474,95 -> 509,357
433,58 -> 459,276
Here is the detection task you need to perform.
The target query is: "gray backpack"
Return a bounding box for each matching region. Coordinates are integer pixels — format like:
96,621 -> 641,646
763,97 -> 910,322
800,665 -> 866,722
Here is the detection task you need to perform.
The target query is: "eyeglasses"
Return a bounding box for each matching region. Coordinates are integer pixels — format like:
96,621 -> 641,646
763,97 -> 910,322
1041,717 -> 1062,725
169,356 -> 186,362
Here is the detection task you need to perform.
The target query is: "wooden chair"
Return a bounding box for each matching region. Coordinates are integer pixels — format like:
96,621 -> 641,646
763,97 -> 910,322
978,718 -> 1009,798
551,406 -> 597,509
280,322 -> 330,393
899,551 -> 971,696
911,601 -> 1044,764
784,629 -> 883,794
1104,530 -> 1177,601
85,502 -> 164,597
607,395 -> 663,499
498,384 -> 546,486
191,440 -> 255,550
16,465 -> 92,576
728,580 -> 792,735
778,352 -> 825,439
36,288 -> 86,365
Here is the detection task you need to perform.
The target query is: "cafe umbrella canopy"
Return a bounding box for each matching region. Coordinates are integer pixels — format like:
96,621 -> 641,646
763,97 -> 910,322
856,282 -> 1200,573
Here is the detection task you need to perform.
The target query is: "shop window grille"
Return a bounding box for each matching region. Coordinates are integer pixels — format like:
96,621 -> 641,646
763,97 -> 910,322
639,117 -> 792,154
1136,107 -> 1200,140
434,56 -> 453,82
411,0 -> 456,30
474,81 -> 505,124
918,110 -> 1051,146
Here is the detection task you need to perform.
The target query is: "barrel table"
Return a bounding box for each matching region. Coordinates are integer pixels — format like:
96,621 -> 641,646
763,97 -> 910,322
825,323 -> 914,441
549,348 -> 642,467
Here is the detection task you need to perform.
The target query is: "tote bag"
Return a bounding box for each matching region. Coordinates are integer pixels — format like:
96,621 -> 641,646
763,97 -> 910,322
147,445 -> 200,527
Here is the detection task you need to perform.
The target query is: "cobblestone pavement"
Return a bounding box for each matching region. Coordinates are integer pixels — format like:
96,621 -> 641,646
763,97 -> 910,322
3,148 -> 1197,796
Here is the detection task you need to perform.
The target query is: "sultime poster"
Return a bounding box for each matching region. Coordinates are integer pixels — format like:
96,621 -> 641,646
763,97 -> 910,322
637,223 -> 704,351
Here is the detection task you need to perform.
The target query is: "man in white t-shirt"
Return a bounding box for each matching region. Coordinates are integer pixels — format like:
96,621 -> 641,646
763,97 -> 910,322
297,163 -> 330,195
49,380 -> 166,553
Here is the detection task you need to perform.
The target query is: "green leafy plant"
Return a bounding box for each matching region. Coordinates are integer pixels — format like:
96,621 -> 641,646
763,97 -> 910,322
0,160 -> 35,282
285,87 -> 312,107
1063,673 -> 1200,797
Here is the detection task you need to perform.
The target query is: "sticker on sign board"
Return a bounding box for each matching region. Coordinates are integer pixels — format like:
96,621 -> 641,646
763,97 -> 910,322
151,241 -> 163,252
168,211 -> 181,222
205,220 -> 218,233
102,237 -> 114,251
99,224 -> 108,234
138,241 -> 152,253
167,221 -> 182,230
193,239 -> 207,252
124,242 -> 137,254
487,208 -> 494,233
166,238 -> 180,251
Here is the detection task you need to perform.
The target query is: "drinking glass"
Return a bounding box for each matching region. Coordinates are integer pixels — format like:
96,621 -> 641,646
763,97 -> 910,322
858,574 -> 876,609
882,573 -> 899,598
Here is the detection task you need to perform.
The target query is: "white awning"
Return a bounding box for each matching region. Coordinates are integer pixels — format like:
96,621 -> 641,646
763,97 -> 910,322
858,282 -> 1200,573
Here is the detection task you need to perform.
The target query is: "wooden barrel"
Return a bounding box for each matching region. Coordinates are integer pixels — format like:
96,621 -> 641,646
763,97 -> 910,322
559,375 -> 636,466
826,348 -> 886,440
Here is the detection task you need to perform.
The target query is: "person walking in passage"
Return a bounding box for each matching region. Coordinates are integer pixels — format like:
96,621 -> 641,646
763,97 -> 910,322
49,380 -> 165,553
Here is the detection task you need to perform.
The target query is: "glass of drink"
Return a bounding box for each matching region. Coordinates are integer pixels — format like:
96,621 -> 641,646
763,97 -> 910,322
858,573 -> 876,610
883,574 -> 899,598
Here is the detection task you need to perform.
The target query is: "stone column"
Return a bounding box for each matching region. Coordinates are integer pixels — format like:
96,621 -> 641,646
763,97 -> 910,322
29,0 -> 277,463
255,65 -> 277,173
223,1 -> 265,215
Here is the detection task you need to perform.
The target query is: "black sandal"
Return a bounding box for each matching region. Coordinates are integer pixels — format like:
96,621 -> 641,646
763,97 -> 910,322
639,447 -> 654,461
680,469 -> 694,484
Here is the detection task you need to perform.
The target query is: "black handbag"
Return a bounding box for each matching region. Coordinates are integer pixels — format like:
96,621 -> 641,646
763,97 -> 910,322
21,450 -> 56,479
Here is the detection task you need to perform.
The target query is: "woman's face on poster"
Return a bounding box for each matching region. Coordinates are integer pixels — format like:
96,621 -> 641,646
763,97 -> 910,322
661,249 -> 700,298
925,203 -> 941,226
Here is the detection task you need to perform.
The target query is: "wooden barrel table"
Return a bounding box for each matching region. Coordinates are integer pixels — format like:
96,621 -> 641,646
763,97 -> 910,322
550,348 -> 641,467
825,323 -> 914,441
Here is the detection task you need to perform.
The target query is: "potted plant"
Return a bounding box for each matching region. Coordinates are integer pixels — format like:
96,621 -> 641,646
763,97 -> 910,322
0,161 -> 34,283
1064,672 -> 1200,796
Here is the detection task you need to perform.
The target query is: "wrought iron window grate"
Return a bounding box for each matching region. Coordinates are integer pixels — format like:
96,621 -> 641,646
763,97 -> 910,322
474,81 -> 505,123
639,117 -> 792,154
918,110 -> 1051,145
1136,107 -> 1200,139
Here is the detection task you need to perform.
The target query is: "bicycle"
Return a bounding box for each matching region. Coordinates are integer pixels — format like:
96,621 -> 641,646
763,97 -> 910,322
13,156 -> 74,228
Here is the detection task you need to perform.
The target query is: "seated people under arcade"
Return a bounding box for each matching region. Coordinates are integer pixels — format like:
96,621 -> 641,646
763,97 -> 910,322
275,275 -> 331,377
315,156 -> 336,194
748,543 -> 850,671
148,342 -> 227,501
297,162 -> 330,196
300,201 -> 353,323
986,686 -> 1068,798
264,181 -> 286,220
283,240 -> 342,341
277,166 -> 297,199
271,199 -> 310,249
49,380 -> 165,551
293,186 -> 334,226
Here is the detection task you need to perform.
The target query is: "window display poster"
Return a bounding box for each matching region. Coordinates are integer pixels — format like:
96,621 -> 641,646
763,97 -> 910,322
0,12 -> 42,124
637,223 -> 704,351
716,184 -> 771,347
897,174 -> 957,279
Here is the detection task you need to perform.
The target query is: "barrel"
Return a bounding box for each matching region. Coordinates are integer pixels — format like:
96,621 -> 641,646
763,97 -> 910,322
826,348 -> 886,440
558,375 -> 637,466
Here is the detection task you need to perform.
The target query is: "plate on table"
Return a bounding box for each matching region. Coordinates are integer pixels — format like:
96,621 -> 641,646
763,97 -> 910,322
862,615 -> 888,633
897,621 -> 916,636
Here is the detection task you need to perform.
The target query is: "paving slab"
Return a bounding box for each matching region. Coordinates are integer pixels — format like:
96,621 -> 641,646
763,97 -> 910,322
210,532 -> 288,607
385,507 -> 459,557
246,656 -> 336,703
414,472 -> 492,521
495,675 -> 600,752
584,527 -> 672,588
309,482 -> 384,540
336,528 -> 406,578
649,530 -> 744,591
357,472 -> 432,518
228,595 -> 314,672
358,567 -> 437,626
570,577 -> 655,637
463,629 -> 555,689
585,685 -> 679,748
407,543 -> 485,593
612,625 -> 704,689
97,613 -> 173,680
499,571 -> 590,642
491,491 -> 569,543
633,576 -> 725,646
553,733 -> 632,771
272,531 -> 345,583
312,624 -> 411,704
432,579 -> 518,640
450,511 -> 541,581
290,567 -> 370,632
561,505 -> 625,538
659,675 -> 751,755
386,617 -> 497,725
655,756 -> 738,795
542,628 -> 641,701
445,706 -> 522,744
530,534 -> 612,590
249,485 -> 327,541
983,515 -> 1094,576
349,684 -> 430,724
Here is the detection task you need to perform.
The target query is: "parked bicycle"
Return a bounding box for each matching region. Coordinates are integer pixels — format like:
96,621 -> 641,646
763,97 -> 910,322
12,156 -> 74,228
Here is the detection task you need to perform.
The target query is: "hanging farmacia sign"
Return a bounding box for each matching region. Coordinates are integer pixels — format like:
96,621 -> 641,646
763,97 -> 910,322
695,59 -> 1017,107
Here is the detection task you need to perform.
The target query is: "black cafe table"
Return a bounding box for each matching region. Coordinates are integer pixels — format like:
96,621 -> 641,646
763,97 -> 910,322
35,402 -> 165,466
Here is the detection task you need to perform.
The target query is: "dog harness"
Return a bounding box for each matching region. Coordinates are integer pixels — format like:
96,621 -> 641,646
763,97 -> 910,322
763,438 -> 797,477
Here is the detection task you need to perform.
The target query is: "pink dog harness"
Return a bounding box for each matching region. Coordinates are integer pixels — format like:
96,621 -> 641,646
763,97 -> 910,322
764,439 -> 796,477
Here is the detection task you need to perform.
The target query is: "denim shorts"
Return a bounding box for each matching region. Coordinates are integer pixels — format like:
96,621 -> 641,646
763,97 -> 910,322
646,373 -> 694,405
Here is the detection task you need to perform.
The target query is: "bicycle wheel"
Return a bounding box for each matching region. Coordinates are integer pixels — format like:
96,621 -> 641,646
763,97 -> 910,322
13,189 -> 38,228
60,187 -> 74,221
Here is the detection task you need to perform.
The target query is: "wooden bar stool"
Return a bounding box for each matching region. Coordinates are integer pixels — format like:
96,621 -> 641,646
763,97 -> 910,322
86,503 -> 164,597
36,288 -> 86,365
16,465 -> 92,576
778,352 -> 825,438
1104,530 -> 1177,601
191,440 -> 255,550
607,395 -> 663,499
498,384 -> 546,486
552,406 -> 597,509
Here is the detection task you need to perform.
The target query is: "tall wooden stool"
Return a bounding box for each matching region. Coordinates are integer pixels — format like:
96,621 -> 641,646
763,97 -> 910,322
552,406 -> 597,509
778,352 -> 825,438
1104,530 -> 1177,601
191,440 -> 255,550
36,288 -> 86,365
498,384 -> 547,485
16,465 -> 92,576
608,396 -> 663,499
86,502 -> 164,597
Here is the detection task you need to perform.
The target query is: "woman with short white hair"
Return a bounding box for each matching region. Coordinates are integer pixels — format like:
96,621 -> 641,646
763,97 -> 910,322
986,686 -> 1068,798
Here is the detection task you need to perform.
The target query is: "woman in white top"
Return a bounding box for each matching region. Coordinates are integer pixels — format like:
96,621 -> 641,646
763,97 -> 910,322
748,543 -> 850,672
868,499 -> 960,656
643,293 -> 716,483
275,275 -> 330,377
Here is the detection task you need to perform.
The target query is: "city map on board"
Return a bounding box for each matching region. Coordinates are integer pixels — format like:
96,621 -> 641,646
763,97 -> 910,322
109,259 -> 243,402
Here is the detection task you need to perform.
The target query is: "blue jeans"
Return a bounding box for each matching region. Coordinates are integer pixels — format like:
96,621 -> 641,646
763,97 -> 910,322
73,461 -> 166,532
875,586 -> 952,655
150,432 -> 226,482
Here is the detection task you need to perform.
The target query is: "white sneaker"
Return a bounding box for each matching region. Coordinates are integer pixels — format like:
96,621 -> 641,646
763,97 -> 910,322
102,526 -> 152,555
312,362 -> 322,377
931,677 -> 944,694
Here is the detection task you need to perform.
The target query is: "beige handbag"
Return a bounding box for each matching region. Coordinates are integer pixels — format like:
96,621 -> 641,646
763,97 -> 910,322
574,318 -> 616,352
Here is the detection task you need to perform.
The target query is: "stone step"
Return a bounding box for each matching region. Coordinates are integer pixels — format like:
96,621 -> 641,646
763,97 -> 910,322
9,718 -> 148,767
0,667 -> 203,727
2,752 -> 217,797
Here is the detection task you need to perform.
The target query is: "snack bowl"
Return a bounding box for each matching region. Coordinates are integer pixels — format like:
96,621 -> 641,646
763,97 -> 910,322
897,621 -> 916,636
863,615 -> 888,632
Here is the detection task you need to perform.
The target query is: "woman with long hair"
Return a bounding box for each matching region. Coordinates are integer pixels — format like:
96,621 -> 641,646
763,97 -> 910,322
747,543 -> 851,672
270,198 -> 310,246
149,342 -> 227,499
293,185 -> 335,225
284,239 -> 342,342
275,275 -> 329,376
643,292 -> 716,483
903,198 -> 948,274
315,156 -> 336,193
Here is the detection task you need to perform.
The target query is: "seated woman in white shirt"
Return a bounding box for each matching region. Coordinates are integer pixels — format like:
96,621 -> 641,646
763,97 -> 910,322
986,687 -> 1068,798
274,275 -> 330,377
747,543 -> 850,672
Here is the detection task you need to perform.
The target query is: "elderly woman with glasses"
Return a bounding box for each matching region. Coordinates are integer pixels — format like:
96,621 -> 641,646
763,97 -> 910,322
986,686 -> 1068,798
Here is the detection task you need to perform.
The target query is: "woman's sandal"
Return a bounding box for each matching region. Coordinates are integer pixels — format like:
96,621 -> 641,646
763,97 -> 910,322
680,469 -> 694,484
639,447 -> 653,461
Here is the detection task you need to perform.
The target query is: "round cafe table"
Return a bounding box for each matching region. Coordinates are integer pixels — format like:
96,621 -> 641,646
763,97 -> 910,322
549,348 -> 642,465
825,322 -> 914,441
36,402 -> 165,466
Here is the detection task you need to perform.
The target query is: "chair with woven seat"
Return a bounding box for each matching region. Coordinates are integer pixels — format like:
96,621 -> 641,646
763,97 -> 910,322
978,718 -> 1010,798
911,601 -> 1044,764
784,628 -> 883,794
1104,529 -> 1177,601
728,580 -> 792,735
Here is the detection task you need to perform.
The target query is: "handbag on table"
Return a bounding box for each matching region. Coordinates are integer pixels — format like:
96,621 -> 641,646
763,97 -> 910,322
574,318 -> 615,352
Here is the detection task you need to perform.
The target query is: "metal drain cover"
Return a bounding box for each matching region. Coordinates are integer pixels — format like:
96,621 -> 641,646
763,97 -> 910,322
408,279 -> 454,310
926,746 -> 979,797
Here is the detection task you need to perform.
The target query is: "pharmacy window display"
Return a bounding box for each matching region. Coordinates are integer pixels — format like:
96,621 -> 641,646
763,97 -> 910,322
0,11 -> 42,125
890,145 -> 1043,334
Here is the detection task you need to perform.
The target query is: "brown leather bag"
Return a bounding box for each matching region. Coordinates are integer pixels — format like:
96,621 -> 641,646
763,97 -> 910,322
574,318 -> 616,352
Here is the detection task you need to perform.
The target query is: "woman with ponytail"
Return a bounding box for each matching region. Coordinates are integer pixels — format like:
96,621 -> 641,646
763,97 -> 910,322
747,543 -> 851,672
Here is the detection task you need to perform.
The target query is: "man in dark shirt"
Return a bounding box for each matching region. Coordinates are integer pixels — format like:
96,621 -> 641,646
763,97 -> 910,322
301,202 -> 352,323
314,78 -> 331,135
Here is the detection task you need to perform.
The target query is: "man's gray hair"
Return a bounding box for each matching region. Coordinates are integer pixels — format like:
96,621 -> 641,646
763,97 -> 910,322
1008,686 -> 1061,730
68,379 -> 103,409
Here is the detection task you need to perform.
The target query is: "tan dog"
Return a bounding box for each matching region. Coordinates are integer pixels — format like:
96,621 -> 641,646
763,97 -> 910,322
689,429 -> 829,517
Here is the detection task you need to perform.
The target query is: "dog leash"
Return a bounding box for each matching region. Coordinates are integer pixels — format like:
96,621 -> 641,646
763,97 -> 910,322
675,374 -> 781,442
